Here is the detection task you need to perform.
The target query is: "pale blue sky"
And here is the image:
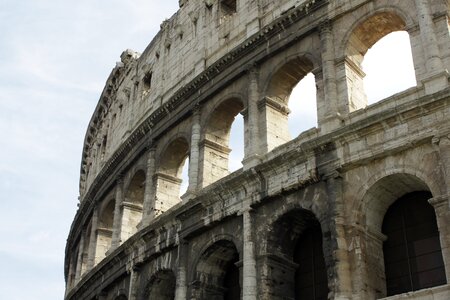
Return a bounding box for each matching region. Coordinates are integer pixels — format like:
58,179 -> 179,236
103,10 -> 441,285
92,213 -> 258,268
0,1 -> 414,299
0,1 -> 179,299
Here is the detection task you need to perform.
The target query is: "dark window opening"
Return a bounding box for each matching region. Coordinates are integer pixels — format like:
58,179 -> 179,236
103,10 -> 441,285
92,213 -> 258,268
143,72 -> 152,90
142,72 -> 152,98
383,191 -> 446,296
294,223 -> 328,300
220,0 -> 237,16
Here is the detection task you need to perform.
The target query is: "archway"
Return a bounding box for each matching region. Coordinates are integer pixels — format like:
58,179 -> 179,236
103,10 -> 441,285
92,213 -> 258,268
155,137 -> 189,215
262,56 -> 318,151
192,240 -> 241,299
360,173 -> 446,298
95,198 -> 115,264
382,191 -> 446,296
146,270 -> 176,300
200,98 -> 244,187
345,12 -> 416,111
121,170 -> 145,241
266,209 -> 328,299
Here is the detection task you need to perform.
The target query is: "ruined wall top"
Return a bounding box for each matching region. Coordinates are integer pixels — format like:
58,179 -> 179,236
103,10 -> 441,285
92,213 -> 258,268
79,0 -> 316,197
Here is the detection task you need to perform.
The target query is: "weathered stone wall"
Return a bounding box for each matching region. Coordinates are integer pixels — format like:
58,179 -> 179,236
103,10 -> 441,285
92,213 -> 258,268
66,0 -> 450,299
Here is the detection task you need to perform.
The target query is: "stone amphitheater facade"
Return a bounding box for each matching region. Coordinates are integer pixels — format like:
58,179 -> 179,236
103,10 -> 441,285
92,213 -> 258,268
64,0 -> 450,299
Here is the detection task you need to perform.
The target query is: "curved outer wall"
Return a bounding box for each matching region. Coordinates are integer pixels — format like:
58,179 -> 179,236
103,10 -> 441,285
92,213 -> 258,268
66,0 -> 450,299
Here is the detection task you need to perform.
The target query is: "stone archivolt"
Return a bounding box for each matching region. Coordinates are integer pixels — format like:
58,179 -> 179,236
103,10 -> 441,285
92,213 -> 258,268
66,0 -> 450,299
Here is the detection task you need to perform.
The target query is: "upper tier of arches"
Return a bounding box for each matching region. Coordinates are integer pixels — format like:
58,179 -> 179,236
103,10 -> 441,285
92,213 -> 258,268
66,0 -> 450,295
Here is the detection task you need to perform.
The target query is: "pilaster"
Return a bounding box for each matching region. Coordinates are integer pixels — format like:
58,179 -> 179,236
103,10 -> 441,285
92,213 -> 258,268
415,0 -> 448,94
111,176 -> 124,250
141,146 -> 157,227
243,66 -> 262,170
87,206 -> 99,270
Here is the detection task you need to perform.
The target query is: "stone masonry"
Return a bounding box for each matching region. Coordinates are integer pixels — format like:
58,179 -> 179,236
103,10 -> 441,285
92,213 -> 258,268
65,0 -> 450,299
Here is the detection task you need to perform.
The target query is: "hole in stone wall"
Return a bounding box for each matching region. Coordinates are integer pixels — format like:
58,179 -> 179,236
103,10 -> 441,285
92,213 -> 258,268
180,156 -> 189,196
229,113 -> 244,172
220,0 -> 237,16
362,31 -> 416,104
288,72 -> 317,138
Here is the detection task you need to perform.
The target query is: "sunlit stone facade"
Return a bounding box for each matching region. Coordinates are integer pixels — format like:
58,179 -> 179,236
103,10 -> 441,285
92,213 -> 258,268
65,0 -> 450,299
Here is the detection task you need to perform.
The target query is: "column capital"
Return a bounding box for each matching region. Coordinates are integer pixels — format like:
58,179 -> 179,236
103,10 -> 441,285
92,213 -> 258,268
318,18 -> 333,34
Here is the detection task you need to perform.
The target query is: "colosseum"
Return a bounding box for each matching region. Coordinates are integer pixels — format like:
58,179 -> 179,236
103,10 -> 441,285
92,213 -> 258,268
64,0 -> 450,299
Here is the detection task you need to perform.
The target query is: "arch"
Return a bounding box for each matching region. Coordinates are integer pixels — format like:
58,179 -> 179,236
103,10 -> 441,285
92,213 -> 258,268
358,172 -> 435,232
261,54 -> 318,151
95,198 -> 115,264
145,269 -> 176,300
355,172 -> 445,298
265,209 -> 329,299
342,10 -> 416,111
121,169 -> 146,241
382,191 -> 446,296
155,136 -> 190,215
200,97 -> 244,187
265,55 -> 316,104
191,239 -> 241,300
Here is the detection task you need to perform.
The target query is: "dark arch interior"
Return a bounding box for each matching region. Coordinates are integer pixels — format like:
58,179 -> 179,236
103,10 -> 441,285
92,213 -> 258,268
294,224 -> 328,300
99,199 -> 115,229
125,170 -> 146,205
195,240 -> 241,299
159,137 -> 189,178
223,252 -> 240,300
382,191 -> 446,296
147,270 -> 176,300
270,210 -> 329,299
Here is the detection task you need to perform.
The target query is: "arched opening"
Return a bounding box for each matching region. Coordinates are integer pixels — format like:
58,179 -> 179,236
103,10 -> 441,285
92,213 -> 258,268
146,270 -> 176,300
345,12 -> 416,110
263,57 -> 317,152
382,191 -> 446,296
289,72 -> 318,137
229,113 -> 244,172
121,170 -> 145,241
362,31 -> 416,104
200,98 -> 244,187
360,173 -> 446,298
155,137 -> 189,216
294,224 -> 328,300
95,198 -> 115,264
267,209 -> 328,299
192,240 -> 241,299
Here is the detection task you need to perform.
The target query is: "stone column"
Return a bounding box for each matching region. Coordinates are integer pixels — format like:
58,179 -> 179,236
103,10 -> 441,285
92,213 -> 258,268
74,230 -> 86,282
141,147 -> 157,227
319,20 -> 341,132
111,176 -> 124,250
415,0 -> 448,93
243,66 -> 261,170
429,195 -> 450,280
242,208 -> 257,299
431,134 -> 450,279
87,205 -> 99,270
325,176 -> 352,300
128,265 -> 140,300
187,107 -> 201,196
175,240 -> 188,300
